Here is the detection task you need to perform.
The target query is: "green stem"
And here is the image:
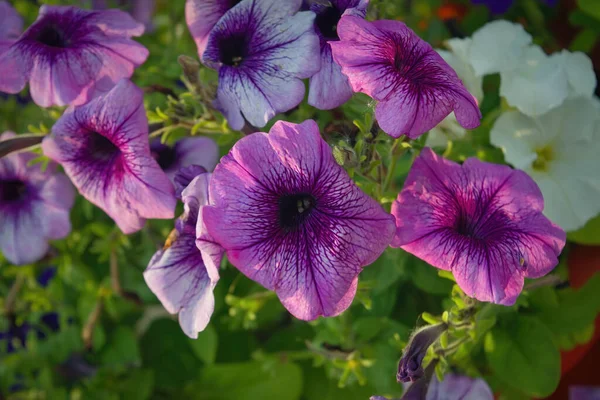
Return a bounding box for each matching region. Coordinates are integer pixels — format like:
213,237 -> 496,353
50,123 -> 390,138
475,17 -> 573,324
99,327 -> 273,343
383,139 -> 401,191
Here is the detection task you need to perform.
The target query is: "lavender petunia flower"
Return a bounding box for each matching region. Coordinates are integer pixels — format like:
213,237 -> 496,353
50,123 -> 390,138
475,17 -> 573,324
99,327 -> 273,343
174,165 -> 208,198
0,133 -> 74,266
391,148 -> 565,305
144,173 -> 220,338
570,386 -> 600,400
304,0 -> 369,110
330,17 -> 481,139
202,0 -> 320,130
0,1 -> 23,55
186,0 -> 243,58
42,79 -> 176,234
373,372 -> 493,400
397,323 -> 447,382
203,120 -> 396,320
0,5 -> 148,107
150,137 -> 219,181
89,0 -> 156,31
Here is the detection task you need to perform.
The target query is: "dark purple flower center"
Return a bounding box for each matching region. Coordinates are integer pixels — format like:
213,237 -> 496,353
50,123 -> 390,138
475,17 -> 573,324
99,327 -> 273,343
0,179 -> 28,203
153,146 -> 177,170
219,34 -> 249,67
33,24 -> 69,48
452,200 -> 513,242
89,132 -> 120,162
315,5 -> 343,41
278,193 -> 316,230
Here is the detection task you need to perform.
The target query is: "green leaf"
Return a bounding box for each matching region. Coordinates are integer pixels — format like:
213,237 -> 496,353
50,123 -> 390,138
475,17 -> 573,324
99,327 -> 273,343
188,324 -> 218,365
484,316 -> 560,397
406,255 -> 453,295
301,364 -> 376,400
140,319 -> 203,389
577,0 -> 600,20
100,327 -> 140,367
530,273 -> 600,336
185,360 -> 303,400
567,213 -> 600,244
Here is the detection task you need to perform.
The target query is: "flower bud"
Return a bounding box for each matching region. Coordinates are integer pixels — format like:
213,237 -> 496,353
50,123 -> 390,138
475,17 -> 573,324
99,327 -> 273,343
178,55 -> 201,86
397,323 -> 447,383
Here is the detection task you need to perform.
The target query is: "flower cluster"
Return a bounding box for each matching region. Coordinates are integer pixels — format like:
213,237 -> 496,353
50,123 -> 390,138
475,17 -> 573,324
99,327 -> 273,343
0,1 -> 584,397
432,20 -> 600,232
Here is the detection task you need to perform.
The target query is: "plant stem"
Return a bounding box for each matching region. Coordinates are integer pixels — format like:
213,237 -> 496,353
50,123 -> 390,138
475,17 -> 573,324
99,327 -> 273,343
4,274 -> 26,315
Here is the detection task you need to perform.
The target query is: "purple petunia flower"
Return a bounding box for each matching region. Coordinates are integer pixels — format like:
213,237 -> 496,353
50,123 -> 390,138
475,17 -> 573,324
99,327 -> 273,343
0,5 -> 149,108
303,0 -> 369,110
144,173 -> 221,338
0,1 -> 23,55
174,165 -> 207,198
330,17 -> 481,139
391,148 -> 565,305
90,0 -> 156,31
0,133 -> 74,266
201,0 -> 320,130
42,79 -> 176,234
150,136 -> 219,182
570,386 -> 600,400
185,0 -> 243,58
203,120 -> 396,320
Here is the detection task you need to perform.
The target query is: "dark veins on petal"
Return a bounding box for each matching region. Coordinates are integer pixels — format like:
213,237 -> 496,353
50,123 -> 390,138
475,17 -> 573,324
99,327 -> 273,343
0,179 -> 28,203
219,33 -> 250,67
278,193 -> 316,231
33,24 -> 69,48
88,132 -> 120,162
315,4 -> 343,41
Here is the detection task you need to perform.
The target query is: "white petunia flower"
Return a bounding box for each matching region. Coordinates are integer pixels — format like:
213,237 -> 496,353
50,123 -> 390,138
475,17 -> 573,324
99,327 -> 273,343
500,46 -> 596,116
467,20 -> 532,76
490,97 -> 600,231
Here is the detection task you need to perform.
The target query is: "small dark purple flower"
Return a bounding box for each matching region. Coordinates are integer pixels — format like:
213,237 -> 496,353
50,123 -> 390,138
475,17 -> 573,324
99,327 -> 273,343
203,120 -> 396,320
144,173 -> 221,338
0,133 -> 74,266
37,266 -> 57,287
0,1 -> 23,55
397,323 -> 447,383
0,5 -> 148,107
186,0 -> 244,58
174,165 -> 207,198
330,17 -> 481,139
150,137 -> 218,182
304,0 -> 369,110
201,0 -> 320,130
471,0 -> 557,15
42,79 -> 176,234
391,148 -> 566,305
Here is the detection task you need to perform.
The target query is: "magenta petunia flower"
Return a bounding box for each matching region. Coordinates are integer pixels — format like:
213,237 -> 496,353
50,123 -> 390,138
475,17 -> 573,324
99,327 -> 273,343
0,1 -> 23,55
0,5 -> 149,107
42,79 -> 176,234
201,0 -> 320,130
185,0 -> 243,58
144,173 -> 220,338
330,17 -> 481,139
203,120 -> 396,320
304,0 -> 369,110
150,137 -> 219,182
0,133 -> 75,265
391,148 -> 565,305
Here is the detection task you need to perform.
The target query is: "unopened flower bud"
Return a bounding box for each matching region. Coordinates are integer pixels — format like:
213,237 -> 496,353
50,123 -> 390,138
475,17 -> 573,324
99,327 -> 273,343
397,323 -> 447,383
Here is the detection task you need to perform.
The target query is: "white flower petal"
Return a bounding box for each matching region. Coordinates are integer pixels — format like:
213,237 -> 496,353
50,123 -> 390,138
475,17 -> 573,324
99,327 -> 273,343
500,46 -> 569,116
469,20 -> 532,76
437,48 -> 483,102
551,50 -> 597,98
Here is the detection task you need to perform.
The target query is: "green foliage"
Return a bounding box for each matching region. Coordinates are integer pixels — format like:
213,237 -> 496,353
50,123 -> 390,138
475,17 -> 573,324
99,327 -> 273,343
484,316 -> 560,397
